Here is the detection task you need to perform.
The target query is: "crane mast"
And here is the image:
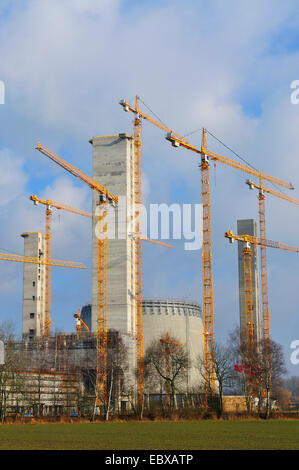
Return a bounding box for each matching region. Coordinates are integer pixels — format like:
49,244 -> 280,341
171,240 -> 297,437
44,206 -> 52,337
242,244 -> 254,359
257,182 -> 271,377
200,130 -> 215,396
120,96 -> 189,409
133,96 -> 144,410
96,195 -> 108,406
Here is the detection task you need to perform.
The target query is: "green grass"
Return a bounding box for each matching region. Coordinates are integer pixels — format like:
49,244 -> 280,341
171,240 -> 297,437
0,420 -> 299,450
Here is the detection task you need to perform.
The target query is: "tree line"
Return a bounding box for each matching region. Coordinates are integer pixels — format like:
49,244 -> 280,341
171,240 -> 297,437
0,321 -> 293,421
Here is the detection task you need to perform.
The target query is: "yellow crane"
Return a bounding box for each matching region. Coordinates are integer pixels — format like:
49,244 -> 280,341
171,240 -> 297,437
225,229 -> 299,395
74,307 -> 89,332
120,98 -> 294,401
0,249 -> 86,337
120,96 -> 188,410
30,195 -> 91,337
36,140 -> 117,408
246,179 -> 299,379
0,251 -> 86,268
165,128 -> 294,398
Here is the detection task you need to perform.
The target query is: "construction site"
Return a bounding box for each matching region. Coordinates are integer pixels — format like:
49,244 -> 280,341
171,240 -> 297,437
0,96 -> 298,420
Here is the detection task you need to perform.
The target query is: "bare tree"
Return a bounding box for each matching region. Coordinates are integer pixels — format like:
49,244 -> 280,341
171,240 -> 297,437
196,342 -> 235,416
143,333 -> 189,412
228,326 -> 286,417
0,322 -> 25,421
106,329 -> 128,420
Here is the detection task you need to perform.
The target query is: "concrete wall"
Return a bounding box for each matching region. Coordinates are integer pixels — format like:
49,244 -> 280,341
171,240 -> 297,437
142,300 -> 204,390
90,134 -> 136,336
237,219 -> 261,345
21,232 -> 46,338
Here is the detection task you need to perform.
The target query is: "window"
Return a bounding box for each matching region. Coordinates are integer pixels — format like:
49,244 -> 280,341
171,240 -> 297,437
33,281 -> 35,287
30,313 -> 35,319
32,296 -> 35,300
29,329 -> 35,335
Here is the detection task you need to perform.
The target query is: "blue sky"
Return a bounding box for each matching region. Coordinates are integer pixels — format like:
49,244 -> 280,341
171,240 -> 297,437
0,0 -> 299,375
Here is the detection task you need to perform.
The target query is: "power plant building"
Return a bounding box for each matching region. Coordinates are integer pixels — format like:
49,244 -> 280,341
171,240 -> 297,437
21,232 -> 46,339
142,300 -> 204,389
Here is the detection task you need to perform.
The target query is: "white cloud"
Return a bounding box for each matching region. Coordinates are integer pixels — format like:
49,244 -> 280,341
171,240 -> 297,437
0,150 -> 27,206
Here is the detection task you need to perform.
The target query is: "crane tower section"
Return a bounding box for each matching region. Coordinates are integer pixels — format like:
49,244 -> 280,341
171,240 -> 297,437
237,219 -> 261,347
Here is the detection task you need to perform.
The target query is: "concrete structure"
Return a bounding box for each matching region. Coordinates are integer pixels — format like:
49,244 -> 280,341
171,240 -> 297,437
21,232 -> 46,339
80,299 -> 204,390
237,219 -> 261,345
89,134 -> 136,336
142,300 -> 204,389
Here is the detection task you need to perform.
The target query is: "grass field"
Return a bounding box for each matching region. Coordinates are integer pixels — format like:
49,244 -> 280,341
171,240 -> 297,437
0,420 -> 299,450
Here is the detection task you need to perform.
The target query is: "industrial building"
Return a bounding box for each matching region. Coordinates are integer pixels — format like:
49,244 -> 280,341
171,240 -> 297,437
80,299 -> 204,390
90,134 -> 136,336
21,232 -> 46,339
142,299 -> 203,389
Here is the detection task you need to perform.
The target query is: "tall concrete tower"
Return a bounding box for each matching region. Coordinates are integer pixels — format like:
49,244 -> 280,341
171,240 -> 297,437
89,134 -> 136,336
237,219 -> 261,345
21,232 -> 46,339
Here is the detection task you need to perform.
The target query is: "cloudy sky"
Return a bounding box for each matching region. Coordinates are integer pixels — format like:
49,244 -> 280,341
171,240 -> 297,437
0,0 -> 299,374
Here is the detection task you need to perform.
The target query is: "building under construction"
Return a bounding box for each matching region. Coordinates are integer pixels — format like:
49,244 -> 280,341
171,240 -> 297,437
11,132 -> 205,415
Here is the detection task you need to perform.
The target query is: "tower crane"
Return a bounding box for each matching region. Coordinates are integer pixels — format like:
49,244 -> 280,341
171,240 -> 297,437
30,195 -> 91,337
165,129 -> 294,398
246,179 -> 299,380
225,229 -> 299,395
120,98 -> 294,400
132,96 -> 143,412
120,96 -> 189,410
36,140 -> 117,408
